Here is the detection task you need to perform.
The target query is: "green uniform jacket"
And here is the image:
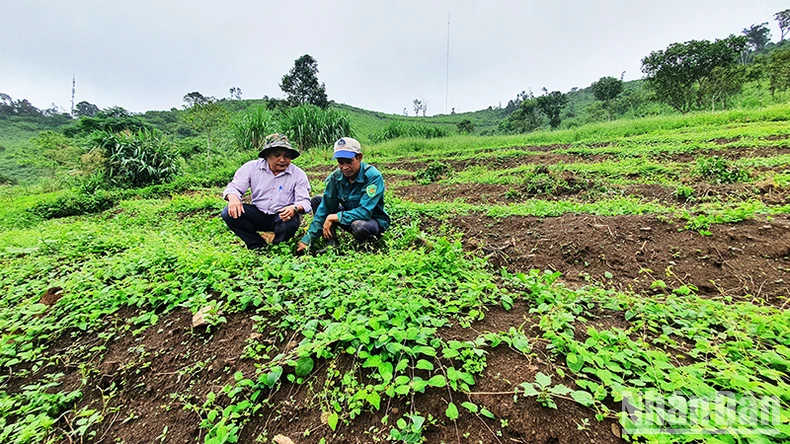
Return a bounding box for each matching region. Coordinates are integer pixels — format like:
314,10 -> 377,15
301,162 -> 390,244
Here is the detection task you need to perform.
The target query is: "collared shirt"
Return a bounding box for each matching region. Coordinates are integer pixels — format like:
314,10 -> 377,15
222,159 -> 312,215
301,162 -> 390,244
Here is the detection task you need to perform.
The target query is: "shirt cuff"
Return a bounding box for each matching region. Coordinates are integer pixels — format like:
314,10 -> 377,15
296,199 -> 312,214
300,234 -> 311,245
223,190 -> 242,201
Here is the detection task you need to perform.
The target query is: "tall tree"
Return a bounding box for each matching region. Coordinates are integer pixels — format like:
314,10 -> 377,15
229,87 -> 243,100
280,54 -> 329,108
502,98 -> 543,133
591,76 -> 623,119
742,23 -> 771,52
641,36 -> 747,113
768,47 -> 790,98
536,90 -> 568,129
412,99 -> 423,116
11,99 -> 40,116
775,9 -> 790,42
0,93 -> 12,115
74,101 -> 99,117
183,91 -> 209,108
699,65 -> 748,111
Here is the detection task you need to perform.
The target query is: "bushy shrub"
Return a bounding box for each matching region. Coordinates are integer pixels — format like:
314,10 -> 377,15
456,119 -> 475,134
93,129 -> 181,188
0,173 -> 16,185
64,108 -> 151,137
33,130 -> 84,171
369,121 -> 450,142
415,161 -> 449,184
521,166 -> 592,196
231,107 -> 278,152
694,156 -> 750,184
31,190 -> 116,219
280,104 -> 353,150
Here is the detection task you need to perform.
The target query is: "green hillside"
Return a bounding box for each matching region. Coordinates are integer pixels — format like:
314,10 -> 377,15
2,104 -> 790,443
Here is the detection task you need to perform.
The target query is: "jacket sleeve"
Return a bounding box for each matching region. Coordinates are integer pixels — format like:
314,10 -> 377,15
293,170 -> 312,214
301,176 -> 339,244
338,173 -> 384,225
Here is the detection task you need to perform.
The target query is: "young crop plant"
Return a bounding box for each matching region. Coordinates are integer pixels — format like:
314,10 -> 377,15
673,184 -> 695,202
693,155 -> 750,184
414,161 -> 449,184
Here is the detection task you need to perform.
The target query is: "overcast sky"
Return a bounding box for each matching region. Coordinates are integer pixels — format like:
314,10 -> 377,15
1,1 -> 787,116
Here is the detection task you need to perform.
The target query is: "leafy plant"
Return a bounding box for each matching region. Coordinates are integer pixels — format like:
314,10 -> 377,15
280,104 -> 353,150
674,184 -> 695,202
414,161 -> 449,185
518,372 -> 575,409
693,155 -> 750,184
389,414 -> 427,443
92,129 -> 181,188
231,107 -> 277,152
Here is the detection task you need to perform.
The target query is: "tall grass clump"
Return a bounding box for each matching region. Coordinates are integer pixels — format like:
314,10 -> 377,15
369,120 -> 451,142
93,129 -> 181,188
231,106 -> 278,152
280,104 -> 353,150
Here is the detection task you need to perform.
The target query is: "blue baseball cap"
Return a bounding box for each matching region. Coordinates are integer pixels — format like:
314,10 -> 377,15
332,137 -> 362,159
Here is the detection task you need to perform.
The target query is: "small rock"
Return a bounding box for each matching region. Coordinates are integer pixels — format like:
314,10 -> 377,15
639,227 -> 652,231
760,225 -> 772,230
248,332 -> 262,341
192,306 -> 213,328
320,412 -> 329,424
611,423 -> 621,438
273,435 -> 296,444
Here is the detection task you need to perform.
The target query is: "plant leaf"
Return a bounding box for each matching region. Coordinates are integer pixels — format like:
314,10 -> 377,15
445,402 -> 459,420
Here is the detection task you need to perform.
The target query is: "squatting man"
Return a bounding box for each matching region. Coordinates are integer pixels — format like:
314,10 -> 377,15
221,133 -> 311,250
296,137 -> 390,253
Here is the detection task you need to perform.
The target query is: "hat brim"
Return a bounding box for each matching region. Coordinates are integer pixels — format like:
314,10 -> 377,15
332,150 -> 358,159
258,146 -> 300,160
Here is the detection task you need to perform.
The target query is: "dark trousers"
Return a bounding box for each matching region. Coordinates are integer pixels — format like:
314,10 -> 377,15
221,204 -> 300,249
310,195 -> 383,242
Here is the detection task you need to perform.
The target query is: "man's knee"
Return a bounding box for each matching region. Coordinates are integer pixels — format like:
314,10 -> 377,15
350,220 -> 378,242
310,195 -> 323,214
273,216 -> 300,243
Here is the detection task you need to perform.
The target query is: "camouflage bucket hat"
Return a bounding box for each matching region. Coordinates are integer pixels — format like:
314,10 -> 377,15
258,133 -> 300,160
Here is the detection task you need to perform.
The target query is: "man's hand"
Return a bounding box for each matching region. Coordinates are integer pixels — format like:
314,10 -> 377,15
278,206 -> 297,222
227,196 -> 244,219
323,214 -> 339,239
296,242 -> 308,254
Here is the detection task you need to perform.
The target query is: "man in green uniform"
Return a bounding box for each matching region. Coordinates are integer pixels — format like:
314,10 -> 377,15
296,137 -> 390,253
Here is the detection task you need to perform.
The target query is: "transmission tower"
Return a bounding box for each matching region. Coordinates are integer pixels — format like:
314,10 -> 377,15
70,75 -> 75,117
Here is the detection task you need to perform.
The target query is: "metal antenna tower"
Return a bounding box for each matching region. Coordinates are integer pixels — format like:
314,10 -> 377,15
70,75 -> 75,117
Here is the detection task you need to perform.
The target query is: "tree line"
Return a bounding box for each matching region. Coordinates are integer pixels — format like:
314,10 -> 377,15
501,9 -> 790,134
